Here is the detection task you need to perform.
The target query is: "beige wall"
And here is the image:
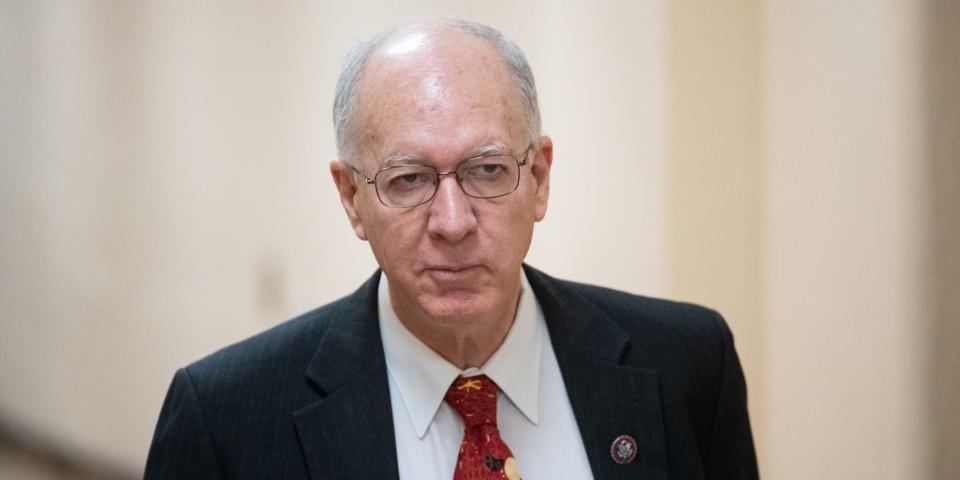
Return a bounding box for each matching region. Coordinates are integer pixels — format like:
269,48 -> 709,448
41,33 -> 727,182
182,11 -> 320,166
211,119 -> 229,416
0,1 -> 956,478
762,1 -> 929,478
668,1 -> 956,478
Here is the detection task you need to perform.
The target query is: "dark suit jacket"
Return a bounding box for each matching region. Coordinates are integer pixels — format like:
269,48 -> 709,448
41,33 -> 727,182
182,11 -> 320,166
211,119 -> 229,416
145,265 -> 758,479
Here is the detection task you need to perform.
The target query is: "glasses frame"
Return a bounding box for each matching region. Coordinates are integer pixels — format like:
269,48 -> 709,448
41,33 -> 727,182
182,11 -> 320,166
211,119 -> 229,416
352,143 -> 535,208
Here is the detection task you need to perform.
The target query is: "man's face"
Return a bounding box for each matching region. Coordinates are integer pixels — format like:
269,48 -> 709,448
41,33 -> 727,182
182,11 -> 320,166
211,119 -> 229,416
332,30 -> 552,327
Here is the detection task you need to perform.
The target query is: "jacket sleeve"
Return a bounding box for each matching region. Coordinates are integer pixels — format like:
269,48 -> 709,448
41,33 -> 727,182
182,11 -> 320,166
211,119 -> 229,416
144,368 -> 224,479
705,312 -> 760,480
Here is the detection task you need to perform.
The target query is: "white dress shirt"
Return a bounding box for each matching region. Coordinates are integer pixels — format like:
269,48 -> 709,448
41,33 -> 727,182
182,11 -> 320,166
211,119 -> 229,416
378,271 -> 595,480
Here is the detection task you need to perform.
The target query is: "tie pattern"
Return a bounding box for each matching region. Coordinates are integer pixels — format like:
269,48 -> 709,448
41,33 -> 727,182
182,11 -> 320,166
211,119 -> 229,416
444,375 -> 522,480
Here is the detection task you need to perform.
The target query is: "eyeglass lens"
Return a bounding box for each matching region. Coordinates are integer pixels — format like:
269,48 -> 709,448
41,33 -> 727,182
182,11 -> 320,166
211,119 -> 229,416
375,155 -> 521,207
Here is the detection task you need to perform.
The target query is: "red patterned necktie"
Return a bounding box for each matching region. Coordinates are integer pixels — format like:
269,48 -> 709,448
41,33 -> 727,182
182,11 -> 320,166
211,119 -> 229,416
444,375 -> 523,480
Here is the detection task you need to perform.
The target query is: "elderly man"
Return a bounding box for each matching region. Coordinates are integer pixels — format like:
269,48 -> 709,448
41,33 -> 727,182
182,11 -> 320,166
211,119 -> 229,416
146,19 -> 758,480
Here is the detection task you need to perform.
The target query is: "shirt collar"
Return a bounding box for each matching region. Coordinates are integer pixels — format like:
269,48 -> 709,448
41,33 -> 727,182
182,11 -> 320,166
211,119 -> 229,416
378,270 -> 542,439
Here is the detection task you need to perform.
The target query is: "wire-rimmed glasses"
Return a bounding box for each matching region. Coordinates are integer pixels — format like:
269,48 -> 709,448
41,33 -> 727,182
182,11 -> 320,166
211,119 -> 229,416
352,144 -> 534,208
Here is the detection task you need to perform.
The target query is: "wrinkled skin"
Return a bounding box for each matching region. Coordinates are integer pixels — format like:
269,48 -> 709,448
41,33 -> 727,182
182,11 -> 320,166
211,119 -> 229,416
331,28 -> 552,368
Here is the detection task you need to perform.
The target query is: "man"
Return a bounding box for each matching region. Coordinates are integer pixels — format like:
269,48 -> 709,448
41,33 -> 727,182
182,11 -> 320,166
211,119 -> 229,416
146,19 -> 758,479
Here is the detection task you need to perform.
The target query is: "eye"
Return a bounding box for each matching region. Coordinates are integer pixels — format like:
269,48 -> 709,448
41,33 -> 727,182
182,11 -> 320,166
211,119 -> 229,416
390,173 -> 427,186
398,173 -> 423,184
383,168 -> 433,190
464,159 -> 509,178
479,164 -> 504,175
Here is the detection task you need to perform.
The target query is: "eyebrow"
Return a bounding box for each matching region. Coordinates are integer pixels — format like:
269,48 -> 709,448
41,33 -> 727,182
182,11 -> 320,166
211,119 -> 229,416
379,142 -> 510,168
473,143 -> 509,157
382,152 -> 422,167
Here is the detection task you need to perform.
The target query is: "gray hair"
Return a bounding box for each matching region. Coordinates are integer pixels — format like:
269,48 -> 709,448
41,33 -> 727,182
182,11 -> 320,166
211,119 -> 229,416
332,18 -> 541,164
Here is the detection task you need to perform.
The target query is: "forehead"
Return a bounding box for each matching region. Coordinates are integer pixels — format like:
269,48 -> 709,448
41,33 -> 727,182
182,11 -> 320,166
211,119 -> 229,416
353,29 -> 527,165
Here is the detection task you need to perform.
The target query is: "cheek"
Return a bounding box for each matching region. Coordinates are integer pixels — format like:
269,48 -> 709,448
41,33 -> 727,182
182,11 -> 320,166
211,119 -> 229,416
510,190 -> 540,256
365,211 -> 426,268
480,204 -> 535,263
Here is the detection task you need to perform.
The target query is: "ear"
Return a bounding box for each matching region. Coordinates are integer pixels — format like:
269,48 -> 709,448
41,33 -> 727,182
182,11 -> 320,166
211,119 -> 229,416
531,135 -> 553,221
330,160 -> 368,240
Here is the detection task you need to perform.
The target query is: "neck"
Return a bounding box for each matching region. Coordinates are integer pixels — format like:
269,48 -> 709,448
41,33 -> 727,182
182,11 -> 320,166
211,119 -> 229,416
389,282 -> 522,370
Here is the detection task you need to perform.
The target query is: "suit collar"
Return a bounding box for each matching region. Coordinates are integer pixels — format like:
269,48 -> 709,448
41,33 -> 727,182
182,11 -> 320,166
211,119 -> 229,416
303,271 -> 383,395
522,264 -> 630,364
295,271 -> 401,480
524,265 -> 669,479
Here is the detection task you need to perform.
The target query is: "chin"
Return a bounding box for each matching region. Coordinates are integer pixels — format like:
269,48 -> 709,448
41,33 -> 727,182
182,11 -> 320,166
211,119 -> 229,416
419,291 -> 498,324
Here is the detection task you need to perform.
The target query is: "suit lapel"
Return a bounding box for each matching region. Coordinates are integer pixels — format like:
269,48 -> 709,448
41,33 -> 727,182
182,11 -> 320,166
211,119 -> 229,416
293,272 -> 400,480
525,265 -> 669,480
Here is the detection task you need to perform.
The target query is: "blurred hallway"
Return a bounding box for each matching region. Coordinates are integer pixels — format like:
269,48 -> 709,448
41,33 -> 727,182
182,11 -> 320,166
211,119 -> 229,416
1,0 -> 957,478
0,429 -> 127,480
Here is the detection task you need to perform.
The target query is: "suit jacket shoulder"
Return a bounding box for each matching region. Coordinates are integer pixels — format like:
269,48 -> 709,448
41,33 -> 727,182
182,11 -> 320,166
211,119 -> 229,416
542,272 -> 731,382
524,266 -> 758,479
186,300 -> 333,394
145,272 -> 392,479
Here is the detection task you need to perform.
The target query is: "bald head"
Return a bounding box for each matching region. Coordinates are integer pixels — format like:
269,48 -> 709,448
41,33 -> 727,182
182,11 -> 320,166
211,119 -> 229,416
332,19 -> 541,164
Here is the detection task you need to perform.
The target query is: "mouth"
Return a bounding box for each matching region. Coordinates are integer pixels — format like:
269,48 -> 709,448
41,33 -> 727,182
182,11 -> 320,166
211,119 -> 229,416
424,265 -> 483,283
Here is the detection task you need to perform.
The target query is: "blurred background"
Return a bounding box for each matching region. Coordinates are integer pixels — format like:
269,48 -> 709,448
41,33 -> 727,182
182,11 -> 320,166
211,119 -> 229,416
1,0 -> 957,478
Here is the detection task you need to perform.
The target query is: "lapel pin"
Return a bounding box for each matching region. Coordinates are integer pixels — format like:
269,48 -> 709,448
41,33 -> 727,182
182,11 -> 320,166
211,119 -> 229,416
610,434 -> 637,465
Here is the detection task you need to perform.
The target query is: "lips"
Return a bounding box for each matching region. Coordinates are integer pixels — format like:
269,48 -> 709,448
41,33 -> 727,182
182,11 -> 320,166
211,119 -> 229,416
424,265 -> 483,284
427,265 -> 477,272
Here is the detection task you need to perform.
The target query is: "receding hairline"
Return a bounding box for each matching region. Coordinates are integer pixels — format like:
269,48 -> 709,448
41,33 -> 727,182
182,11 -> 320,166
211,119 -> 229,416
368,25 -> 508,71
333,18 -> 542,165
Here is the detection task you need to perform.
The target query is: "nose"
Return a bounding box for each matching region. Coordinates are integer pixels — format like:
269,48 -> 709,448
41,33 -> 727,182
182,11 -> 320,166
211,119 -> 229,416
426,174 -> 478,242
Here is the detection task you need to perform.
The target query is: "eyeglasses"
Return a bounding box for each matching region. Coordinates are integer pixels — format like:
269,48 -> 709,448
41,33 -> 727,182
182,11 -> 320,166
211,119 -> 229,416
352,144 -> 534,208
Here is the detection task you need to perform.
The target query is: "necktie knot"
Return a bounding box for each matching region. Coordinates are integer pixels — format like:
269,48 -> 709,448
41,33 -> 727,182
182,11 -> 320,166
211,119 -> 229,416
444,375 -> 499,428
